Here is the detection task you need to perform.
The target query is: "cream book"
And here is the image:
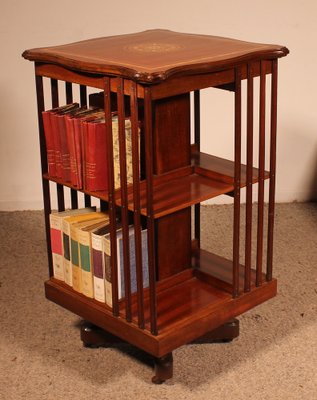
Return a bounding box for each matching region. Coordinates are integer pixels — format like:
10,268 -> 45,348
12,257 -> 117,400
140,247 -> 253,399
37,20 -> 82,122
77,218 -> 109,298
62,211 -> 107,287
49,207 -> 96,281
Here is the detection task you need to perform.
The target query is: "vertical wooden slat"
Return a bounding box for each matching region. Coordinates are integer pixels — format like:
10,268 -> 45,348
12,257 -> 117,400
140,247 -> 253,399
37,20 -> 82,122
233,67 -> 242,298
70,189 -> 78,209
104,77 -> 119,316
267,60 -> 278,282
65,81 -> 73,104
80,84 -> 90,207
117,78 -> 132,322
100,200 -> 108,212
50,78 -> 65,212
144,87 -> 158,335
84,194 -> 91,207
131,81 -> 145,329
244,63 -> 253,292
50,78 -> 59,108
80,85 -> 87,106
256,61 -> 266,286
36,71 -> 52,276
65,81 -> 78,209
194,90 -> 201,246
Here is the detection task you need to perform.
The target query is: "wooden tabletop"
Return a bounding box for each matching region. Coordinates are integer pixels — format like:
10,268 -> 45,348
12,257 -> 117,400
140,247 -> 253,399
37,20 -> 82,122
22,29 -> 289,83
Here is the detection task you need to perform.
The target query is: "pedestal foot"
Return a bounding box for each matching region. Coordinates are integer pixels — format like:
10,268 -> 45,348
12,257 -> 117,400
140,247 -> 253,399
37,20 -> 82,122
80,321 -> 125,348
192,319 -> 239,344
152,352 -> 173,384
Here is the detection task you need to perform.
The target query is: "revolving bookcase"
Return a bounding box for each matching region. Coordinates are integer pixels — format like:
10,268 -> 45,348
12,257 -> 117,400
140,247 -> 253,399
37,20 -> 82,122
23,29 -> 289,383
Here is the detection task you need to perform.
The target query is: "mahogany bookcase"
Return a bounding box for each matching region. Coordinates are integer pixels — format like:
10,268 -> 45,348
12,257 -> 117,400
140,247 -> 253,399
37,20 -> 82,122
23,29 -> 289,383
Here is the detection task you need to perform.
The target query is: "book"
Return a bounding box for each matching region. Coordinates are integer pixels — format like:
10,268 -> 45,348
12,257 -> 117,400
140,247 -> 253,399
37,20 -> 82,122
103,227 -> 149,307
42,111 -> 56,176
83,116 -> 136,191
49,207 -> 96,281
65,108 -> 103,188
112,116 -> 134,190
83,117 -> 108,191
62,211 -> 107,287
48,103 -> 79,178
77,219 -> 109,298
91,225 -> 111,302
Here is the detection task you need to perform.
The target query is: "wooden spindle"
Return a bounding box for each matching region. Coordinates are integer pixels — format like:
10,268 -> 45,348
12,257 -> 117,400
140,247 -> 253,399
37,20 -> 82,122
79,85 -> 90,207
144,87 -> 158,335
65,81 -> 73,104
100,200 -> 108,212
233,67 -> 242,298
244,63 -> 253,292
104,77 -> 119,316
80,85 -> 87,106
267,60 -> 278,282
70,188 -> 78,209
256,61 -> 266,286
117,78 -> 132,322
50,78 -> 64,211
36,71 -> 52,276
50,78 -> 59,108
131,81 -> 145,329
194,90 -> 201,246
84,194 -> 91,207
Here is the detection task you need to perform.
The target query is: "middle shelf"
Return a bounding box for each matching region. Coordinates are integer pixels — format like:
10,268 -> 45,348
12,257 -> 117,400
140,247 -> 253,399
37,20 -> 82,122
44,150 -> 269,218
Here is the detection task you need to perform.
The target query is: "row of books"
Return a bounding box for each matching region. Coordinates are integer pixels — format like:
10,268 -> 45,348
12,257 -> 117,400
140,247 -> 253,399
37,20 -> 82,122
50,207 -> 149,307
42,103 -> 135,191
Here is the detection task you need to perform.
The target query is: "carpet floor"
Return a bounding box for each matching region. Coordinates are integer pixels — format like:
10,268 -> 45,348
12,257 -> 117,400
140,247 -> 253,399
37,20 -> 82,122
0,203 -> 316,399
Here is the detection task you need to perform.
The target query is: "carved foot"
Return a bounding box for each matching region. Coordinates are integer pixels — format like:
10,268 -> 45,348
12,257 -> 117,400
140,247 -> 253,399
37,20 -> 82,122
152,352 -> 173,384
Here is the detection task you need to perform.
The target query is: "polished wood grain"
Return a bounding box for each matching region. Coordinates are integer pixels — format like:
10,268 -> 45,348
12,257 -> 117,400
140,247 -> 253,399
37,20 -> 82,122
25,30 -> 288,381
45,271 -> 276,357
23,30 -> 288,83
42,149 -> 271,219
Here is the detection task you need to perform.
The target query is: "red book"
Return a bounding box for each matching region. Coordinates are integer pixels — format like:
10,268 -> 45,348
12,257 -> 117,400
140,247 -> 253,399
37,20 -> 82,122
65,115 -> 79,187
57,113 -> 71,182
84,119 -> 108,191
50,112 -> 63,178
47,103 -> 79,179
65,108 -> 103,188
42,111 -> 56,176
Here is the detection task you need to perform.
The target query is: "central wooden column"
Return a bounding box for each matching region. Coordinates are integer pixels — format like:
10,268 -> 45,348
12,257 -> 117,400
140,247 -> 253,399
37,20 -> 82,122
152,93 -> 192,280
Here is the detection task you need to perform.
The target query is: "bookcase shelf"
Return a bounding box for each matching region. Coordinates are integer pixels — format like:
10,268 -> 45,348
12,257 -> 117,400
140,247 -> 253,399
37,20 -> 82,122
44,151 -> 270,218
23,29 -> 288,383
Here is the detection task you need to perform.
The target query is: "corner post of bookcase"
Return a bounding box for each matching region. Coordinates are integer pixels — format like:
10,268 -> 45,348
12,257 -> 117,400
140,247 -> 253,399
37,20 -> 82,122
233,66 -> 242,298
144,85 -> 158,335
34,64 -> 53,276
266,59 -> 278,282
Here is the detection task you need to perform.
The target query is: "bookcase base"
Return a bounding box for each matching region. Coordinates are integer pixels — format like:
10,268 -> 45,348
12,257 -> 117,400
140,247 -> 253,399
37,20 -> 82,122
80,318 -> 239,383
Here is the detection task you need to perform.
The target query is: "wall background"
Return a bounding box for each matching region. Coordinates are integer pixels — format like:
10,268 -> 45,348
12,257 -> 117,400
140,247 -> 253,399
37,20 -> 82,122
1,0 -> 316,210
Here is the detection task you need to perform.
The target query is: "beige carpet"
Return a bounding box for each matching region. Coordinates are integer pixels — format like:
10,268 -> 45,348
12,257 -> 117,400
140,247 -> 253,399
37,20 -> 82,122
0,203 -> 316,399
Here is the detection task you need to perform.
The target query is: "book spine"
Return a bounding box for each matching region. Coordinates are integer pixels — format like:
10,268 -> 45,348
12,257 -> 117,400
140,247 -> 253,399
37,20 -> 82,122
49,214 -> 64,281
84,122 -> 108,191
70,225 -> 82,292
62,219 -> 72,286
42,111 -> 56,176
112,118 -> 134,189
65,116 -> 79,187
73,118 -> 84,189
58,114 -> 71,182
103,234 -> 112,307
78,229 -> 94,298
50,112 -> 62,178
92,233 -> 105,303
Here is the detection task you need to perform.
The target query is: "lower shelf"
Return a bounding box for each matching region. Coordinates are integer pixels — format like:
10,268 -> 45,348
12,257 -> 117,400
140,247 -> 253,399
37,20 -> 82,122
45,250 -> 277,357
